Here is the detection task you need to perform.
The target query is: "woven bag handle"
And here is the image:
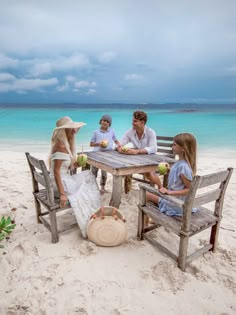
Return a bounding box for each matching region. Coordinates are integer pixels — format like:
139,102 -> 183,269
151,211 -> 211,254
90,206 -> 126,222
90,206 -> 106,220
112,207 -> 126,222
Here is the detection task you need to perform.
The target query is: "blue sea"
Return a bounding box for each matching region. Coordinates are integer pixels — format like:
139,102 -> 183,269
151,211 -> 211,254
0,103 -> 236,153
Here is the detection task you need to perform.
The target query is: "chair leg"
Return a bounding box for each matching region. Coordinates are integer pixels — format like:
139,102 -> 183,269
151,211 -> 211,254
49,210 -> 59,243
210,221 -> 220,253
137,208 -> 145,240
163,173 -> 168,188
178,235 -> 189,272
34,197 -> 42,224
124,175 -> 132,194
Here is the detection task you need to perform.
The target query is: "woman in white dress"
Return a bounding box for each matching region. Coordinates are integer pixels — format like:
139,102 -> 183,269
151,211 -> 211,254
49,116 -> 101,237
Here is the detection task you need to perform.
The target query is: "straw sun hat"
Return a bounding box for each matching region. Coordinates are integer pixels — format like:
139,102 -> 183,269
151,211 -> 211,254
55,116 -> 86,130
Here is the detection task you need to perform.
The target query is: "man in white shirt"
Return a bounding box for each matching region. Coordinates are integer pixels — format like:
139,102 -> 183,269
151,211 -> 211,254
118,110 -> 157,155
117,110 -> 161,188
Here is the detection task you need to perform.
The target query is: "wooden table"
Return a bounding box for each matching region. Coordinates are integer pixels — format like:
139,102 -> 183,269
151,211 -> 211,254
84,151 -> 175,208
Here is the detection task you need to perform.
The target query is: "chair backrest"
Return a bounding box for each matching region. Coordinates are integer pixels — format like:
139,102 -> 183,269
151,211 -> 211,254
25,152 -> 56,206
156,135 -> 175,158
182,167 -> 233,231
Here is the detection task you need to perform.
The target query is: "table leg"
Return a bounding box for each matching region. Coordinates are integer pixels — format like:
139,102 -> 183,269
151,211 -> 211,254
109,175 -> 122,208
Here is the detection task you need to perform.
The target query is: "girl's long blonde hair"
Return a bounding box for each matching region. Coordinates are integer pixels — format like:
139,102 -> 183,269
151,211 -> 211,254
48,128 -> 76,168
174,133 -> 197,175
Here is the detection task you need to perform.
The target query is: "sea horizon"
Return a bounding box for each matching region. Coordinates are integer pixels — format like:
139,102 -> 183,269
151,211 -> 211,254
1,102 -> 236,108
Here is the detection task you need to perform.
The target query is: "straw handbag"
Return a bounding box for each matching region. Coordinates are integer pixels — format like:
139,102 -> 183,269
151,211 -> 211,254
87,206 -> 127,247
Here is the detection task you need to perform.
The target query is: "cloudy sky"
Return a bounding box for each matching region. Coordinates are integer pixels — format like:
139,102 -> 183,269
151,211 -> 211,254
0,0 -> 236,104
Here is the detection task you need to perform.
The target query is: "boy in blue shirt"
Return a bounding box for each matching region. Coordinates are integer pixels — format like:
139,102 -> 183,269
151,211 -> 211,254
90,114 -> 121,194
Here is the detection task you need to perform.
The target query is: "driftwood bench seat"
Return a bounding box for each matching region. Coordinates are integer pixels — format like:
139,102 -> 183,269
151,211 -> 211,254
26,152 -> 77,243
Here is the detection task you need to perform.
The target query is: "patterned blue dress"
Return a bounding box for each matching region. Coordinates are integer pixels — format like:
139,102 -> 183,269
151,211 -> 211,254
159,160 -> 197,216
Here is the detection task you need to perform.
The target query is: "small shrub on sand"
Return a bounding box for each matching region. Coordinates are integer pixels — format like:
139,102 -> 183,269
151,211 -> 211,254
0,216 -> 16,248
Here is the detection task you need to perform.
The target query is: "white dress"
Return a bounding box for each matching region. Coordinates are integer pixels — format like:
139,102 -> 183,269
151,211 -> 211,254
50,152 -> 101,238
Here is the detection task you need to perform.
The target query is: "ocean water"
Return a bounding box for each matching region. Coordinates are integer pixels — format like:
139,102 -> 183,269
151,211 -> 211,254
0,104 -> 236,153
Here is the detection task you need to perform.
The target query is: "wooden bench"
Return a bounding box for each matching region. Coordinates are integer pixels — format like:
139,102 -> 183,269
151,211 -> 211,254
125,135 -> 174,192
25,152 -> 77,243
137,167 -> 233,271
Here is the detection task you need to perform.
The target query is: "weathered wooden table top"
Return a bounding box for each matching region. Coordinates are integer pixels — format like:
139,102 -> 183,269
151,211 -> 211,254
84,151 -> 175,176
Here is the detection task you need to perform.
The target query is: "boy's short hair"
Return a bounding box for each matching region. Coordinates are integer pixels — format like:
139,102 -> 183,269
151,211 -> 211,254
133,111 -> 147,124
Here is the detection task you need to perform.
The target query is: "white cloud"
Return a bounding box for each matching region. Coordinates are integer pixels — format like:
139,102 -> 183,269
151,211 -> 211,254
0,54 -> 19,69
29,54 -> 90,76
87,88 -> 96,95
224,66 -> 236,74
16,90 -> 27,95
66,75 -> 76,82
124,74 -> 144,81
57,83 -> 69,92
98,51 -> 117,63
0,77 -> 58,92
74,80 -> 96,88
0,72 -> 15,81
72,87 -> 96,95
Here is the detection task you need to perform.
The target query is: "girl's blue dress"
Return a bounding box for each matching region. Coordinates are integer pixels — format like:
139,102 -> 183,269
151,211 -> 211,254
159,160 -> 197,216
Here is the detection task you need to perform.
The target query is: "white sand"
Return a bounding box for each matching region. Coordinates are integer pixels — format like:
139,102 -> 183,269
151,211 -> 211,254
0,150 -> 236,315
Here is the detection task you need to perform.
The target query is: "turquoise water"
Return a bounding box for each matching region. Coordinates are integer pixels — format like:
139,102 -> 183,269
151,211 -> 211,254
0,104 -> 236,152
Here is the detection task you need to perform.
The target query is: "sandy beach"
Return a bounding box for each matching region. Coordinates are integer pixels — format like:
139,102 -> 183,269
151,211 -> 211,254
0,150 -> 236,315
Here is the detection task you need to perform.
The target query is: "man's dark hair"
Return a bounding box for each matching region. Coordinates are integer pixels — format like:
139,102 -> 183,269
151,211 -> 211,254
133,110 -> 147,124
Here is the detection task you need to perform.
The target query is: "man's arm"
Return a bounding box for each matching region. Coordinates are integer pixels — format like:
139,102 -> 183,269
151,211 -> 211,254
144,129 -> 157,154
120,129 -> 131,146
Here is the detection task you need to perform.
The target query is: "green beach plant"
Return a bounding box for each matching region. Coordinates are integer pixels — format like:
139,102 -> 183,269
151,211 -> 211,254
0,216 -> 16,248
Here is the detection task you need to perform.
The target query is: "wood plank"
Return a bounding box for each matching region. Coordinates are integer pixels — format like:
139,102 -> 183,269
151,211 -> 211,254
85,151 -> 175,169
138,184 -> 184,207
186,244 -> 212,263
144,234 -> 178,261
109,175 -> 122,208
28,155 -> 44,171
157,143 -> 173,148
157,136 -> 174,141
199,170 -> 229,188
141,204 -> 182,234
33,171 -> 46,188
39,215 -> 51,231
157,147 -> 174,155
49,210 -> 59,243
193,188 -> 221,207
106,152 -> 156,166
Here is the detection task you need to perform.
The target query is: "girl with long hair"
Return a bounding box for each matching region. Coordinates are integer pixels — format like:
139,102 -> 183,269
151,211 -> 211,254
147,133 -> 197,216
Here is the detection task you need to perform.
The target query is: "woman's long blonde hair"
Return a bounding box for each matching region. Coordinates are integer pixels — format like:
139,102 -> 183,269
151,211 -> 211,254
174,133 -> 197,175
48,128 -> 76,168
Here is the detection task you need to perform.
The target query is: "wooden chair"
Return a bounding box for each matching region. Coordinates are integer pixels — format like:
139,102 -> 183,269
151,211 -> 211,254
25,152 -> 77,243
124,135 -> 174,192
137,167 -> 233,271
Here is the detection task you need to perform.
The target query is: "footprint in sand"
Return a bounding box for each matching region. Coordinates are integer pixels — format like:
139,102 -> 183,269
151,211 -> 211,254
151,260 -> 188,293
10,244 -> 25,262
187,264 -> 212,282
70,307 -> 88,314
78,241 -> 97,256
